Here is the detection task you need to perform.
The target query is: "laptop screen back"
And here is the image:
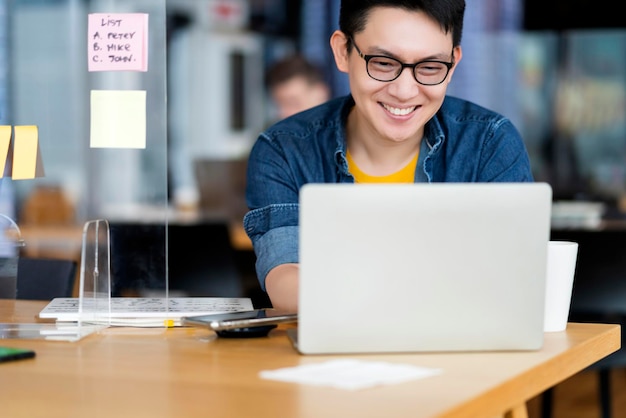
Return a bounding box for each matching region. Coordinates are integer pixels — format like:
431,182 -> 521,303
297,183 -> 552,354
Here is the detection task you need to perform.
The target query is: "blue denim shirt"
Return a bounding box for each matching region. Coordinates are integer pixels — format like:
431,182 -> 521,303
244,94 -> 533,290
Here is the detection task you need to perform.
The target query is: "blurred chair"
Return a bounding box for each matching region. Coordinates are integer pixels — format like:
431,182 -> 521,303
20,185 -> 75,226
16,256 -> 77,300
17,184 -> 82,266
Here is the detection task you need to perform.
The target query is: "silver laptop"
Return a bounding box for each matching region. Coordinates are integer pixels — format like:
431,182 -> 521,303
293,182 -> 552,354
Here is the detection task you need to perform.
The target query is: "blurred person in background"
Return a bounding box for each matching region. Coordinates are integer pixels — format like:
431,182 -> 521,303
265,54 -> 331,121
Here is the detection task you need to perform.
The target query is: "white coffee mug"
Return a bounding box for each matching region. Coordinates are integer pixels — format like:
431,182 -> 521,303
544,241 -> 578,332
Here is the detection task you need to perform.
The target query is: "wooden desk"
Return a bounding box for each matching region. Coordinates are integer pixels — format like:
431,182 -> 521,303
0,300 -> 620,418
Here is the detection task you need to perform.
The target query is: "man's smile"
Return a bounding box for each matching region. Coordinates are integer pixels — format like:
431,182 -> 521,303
381,103 -> 417,116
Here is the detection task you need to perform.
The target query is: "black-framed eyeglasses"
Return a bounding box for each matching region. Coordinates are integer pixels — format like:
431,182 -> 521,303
351,38 -> 454,86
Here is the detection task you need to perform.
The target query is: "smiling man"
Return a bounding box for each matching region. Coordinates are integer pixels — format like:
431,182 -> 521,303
244,0 -> 534,312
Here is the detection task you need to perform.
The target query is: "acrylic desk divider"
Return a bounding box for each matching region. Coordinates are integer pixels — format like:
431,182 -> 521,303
77,218 -> 112,326
0,213 -> 24,299
0,215 -> 101,341
78,219 -> 178,328
0,217 -> 109,342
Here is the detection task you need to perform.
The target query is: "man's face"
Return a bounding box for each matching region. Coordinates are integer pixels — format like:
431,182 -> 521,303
332,7 -> 461,145
271,76 -> 330,120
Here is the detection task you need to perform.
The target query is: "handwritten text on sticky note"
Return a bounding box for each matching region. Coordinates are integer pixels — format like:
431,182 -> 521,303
88,13 -> 148,72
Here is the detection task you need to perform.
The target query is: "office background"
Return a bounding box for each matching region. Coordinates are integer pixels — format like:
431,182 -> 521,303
2,0 -> 625,215
0,0 -> 624,298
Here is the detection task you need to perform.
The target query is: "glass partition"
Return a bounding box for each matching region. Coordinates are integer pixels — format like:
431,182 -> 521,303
6,0 -> 169,299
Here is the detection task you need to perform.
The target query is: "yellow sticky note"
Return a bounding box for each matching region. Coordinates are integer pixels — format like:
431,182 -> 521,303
12,125 -> 45,180
90,90 -> 146,149
0,126 -> 11,178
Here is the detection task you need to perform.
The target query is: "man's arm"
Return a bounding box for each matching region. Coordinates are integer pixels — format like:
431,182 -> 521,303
265,263 -> 299,312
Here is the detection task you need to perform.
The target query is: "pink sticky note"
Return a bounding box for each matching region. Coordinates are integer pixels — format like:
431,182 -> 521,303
87,13 -> 148,72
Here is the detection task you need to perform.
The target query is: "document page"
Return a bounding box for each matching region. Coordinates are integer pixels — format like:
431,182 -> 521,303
39,297 -> 254,326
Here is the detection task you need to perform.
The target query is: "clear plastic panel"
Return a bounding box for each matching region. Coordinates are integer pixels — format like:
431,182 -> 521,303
85,0 -> 170,301
0,213 -> 25,299
78,219 -> 111,325
9,0 -> 169,300
1,0 -> 168,339
0,322 -> 104,342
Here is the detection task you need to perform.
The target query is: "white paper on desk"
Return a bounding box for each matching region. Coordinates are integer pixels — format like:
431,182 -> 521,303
260,359 -> 442,390
38,297 -> 254,325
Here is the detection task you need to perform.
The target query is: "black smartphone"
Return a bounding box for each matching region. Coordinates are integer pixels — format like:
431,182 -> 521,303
181,309 -> 298,338
0,346 -> 36,363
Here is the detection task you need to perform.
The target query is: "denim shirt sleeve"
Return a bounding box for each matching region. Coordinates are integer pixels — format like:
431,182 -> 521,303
243,96 -> 352,291
244,131 -> 301,291
243,205 -> 299,292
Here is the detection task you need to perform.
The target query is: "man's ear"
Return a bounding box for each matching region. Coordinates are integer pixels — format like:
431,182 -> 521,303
453,45 -> 463,66
447,46 -> 463,81
330,30 -> 350,74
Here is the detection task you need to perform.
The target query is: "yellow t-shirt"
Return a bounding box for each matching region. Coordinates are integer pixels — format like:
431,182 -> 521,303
346,150 -> 418,183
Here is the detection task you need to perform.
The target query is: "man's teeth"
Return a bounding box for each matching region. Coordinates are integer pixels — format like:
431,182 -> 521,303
383,104 -> 415,116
